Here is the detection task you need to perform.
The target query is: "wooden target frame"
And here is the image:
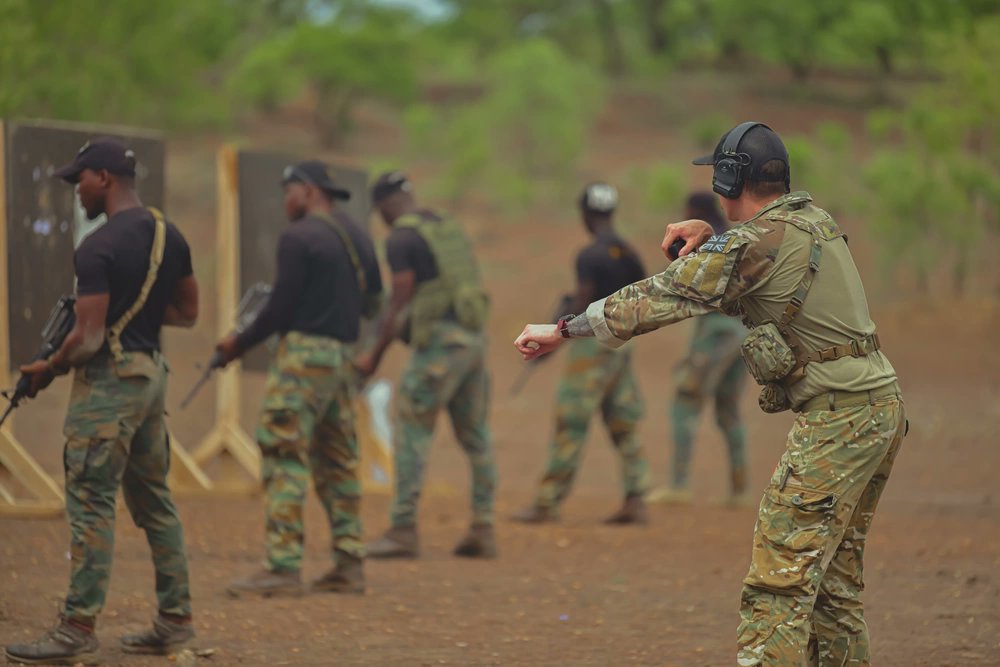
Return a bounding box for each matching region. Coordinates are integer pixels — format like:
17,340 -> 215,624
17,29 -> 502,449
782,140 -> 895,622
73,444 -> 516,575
0,119 -> 211,515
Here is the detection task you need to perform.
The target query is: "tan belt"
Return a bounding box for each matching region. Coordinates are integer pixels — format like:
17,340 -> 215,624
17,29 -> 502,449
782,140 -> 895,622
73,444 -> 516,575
803,332 -> 881,363
795,381 -> 901,413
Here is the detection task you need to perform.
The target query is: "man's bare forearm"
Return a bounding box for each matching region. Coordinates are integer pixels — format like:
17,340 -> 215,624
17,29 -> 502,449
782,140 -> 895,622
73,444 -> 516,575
49,327 -> 103,370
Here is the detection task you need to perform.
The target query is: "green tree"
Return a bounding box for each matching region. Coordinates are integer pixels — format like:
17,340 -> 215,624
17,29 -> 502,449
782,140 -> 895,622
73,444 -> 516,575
863,14 -> 1000,295
229,16 -> 417,146
0,0 -> 244,127
410,38 -> 604,210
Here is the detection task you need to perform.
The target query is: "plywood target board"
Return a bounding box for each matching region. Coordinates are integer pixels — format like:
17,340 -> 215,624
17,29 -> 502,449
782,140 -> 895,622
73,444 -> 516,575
0,119 -> 165,515
3,120 -> 164,368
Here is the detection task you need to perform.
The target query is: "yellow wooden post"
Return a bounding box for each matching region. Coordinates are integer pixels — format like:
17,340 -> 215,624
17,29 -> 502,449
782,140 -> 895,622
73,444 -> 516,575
0,120 -> 65,518
183,146 -> 260,494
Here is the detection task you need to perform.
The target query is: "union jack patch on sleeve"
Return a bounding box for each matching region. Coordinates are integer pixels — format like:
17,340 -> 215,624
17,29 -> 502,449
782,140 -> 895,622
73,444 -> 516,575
699,234 -> 732,253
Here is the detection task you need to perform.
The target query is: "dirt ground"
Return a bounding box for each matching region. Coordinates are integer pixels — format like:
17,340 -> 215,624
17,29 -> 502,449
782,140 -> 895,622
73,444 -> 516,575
2,77 -> 1000,666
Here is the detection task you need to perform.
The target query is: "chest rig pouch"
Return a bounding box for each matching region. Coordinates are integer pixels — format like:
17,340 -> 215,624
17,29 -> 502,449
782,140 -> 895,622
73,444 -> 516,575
105,207 -> 167,379
396,212 -> 489,348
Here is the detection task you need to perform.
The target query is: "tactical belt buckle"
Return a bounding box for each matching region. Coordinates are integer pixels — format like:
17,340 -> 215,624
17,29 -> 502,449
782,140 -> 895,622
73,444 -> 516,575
818,346 -> 839,362
849,339 -> 862,357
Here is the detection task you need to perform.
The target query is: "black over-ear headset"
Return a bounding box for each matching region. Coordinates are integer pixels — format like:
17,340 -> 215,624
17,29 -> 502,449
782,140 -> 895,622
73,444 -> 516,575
712,121 -> 767,199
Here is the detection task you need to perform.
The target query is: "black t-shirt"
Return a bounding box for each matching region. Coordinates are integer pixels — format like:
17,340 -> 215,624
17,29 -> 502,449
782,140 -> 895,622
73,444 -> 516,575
236,211 -> 383,350
385,211 -> 441,283
576,230 -> 647,301
75,207 -> 193,353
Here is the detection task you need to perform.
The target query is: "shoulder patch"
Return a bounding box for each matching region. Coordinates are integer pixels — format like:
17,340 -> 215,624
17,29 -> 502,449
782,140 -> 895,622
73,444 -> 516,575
699,233 -> 736,253
671,232 -> 753,304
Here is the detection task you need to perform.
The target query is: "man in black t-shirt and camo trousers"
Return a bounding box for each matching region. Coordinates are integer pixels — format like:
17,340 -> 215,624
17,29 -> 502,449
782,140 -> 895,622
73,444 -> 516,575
514,183 -> 651,525
219,161 -> 383,598
6,138 -> 200,664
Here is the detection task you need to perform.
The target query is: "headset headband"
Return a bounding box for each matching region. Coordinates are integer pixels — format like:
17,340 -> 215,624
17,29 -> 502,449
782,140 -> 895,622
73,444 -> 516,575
720,121 -> 767,161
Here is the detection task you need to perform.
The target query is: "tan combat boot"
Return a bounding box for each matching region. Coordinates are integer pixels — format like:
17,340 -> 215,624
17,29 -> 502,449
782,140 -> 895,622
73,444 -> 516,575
366,525 -> 419,559
226,567 -> 302,598
511,504 -> 559,524
603,493 -> 649,525
453,523 -> 497,558
646,485 -> 693,505
311,554 -> 365,594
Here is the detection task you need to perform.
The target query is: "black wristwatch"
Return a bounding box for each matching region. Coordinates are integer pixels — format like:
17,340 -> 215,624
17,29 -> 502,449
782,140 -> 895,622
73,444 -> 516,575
556,314 -> 576,339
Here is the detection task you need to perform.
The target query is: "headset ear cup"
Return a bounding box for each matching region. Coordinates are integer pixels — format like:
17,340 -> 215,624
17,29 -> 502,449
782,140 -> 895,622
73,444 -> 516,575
713,158 -> 743,199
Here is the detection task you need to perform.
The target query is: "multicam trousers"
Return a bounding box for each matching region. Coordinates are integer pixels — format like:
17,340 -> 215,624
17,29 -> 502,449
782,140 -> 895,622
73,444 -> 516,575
62,351 -> 191,626
736,389 -> 906,666
534,337 -> 648,509
256,332 -> 362,572
671,312 -> 748,487
389,321 -> 495,528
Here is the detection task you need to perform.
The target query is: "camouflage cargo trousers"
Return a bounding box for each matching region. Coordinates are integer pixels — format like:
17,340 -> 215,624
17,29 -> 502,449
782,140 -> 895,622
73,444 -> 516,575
535,337 -> 648,509
736,387 -> 906,666
390,321 -> 496,528
671,312 -> 748,487
256,332 -> 362,572
62,351 -> 191,626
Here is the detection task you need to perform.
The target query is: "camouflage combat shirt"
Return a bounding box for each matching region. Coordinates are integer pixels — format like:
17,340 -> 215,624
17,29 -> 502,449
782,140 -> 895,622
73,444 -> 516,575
582,192 -> 897,408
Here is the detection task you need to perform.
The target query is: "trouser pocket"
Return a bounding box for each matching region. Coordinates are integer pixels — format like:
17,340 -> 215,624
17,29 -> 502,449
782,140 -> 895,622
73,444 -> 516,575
745,483 -> 839,594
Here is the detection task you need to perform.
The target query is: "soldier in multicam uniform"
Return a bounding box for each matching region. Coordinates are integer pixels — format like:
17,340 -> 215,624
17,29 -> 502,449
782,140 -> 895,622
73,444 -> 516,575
6,138 -> 200,664
515,123 -> 906,667
221,161 -> 383,597
513,183 -> 651,525
356,172 -> 497,559
648,192 -> 750,506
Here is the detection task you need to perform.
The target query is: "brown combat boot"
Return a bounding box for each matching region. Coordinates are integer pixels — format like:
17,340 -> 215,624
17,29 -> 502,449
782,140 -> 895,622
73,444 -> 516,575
311,554 -> 365,594
603,493 -> 649,525
453,523 -> 497,558
511,504 -> 559,524
120,615 -> 195,655
366,525 -> 419,559
226,567 -> 302,598
4,618 -> 100,665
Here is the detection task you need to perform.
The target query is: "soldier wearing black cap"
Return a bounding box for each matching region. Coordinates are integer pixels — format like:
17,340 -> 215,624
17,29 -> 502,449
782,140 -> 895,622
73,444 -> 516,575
513,123 -> 904,666
219,160 -> 383,598
6,137 -> 200,663
512,182 -> 651,525
357,171 -> 497,559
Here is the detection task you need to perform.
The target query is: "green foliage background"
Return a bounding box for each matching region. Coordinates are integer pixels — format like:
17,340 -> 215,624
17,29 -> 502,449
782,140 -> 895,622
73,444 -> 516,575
0,0 -> 997,294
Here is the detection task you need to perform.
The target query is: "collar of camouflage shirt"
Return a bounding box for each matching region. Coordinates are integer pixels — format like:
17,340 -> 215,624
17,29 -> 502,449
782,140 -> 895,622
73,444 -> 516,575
747,190 -> 813,223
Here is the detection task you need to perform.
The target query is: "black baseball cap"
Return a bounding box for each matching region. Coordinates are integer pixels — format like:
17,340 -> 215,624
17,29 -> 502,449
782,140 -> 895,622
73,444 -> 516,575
54,137 -> 136,183
371,171 -> 413,203
692,122 -> 790,184
282,160 -> 351,200
579,182 -> 618,213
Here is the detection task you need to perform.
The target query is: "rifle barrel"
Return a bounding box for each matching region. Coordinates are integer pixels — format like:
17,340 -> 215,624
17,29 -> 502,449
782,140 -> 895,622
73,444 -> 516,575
0,402 -> 16,430
179,371 -> 212,410
509,364 -> 536,397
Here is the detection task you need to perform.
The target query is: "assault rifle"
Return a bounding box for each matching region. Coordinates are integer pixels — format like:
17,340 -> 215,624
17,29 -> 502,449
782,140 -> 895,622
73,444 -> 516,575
179,283 -> 272,409
0,295 -> 77,428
